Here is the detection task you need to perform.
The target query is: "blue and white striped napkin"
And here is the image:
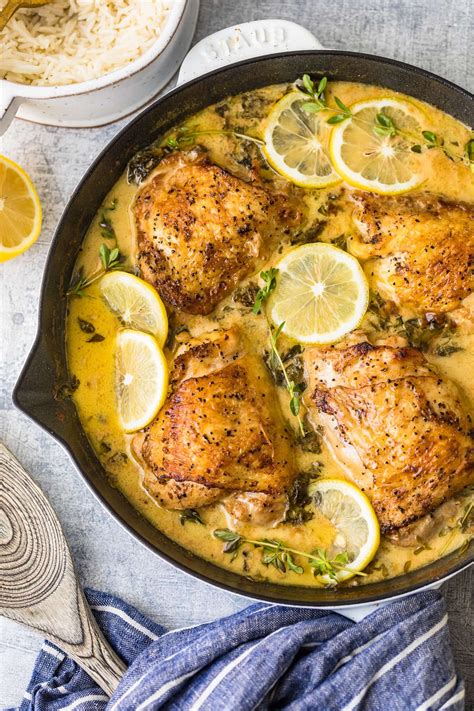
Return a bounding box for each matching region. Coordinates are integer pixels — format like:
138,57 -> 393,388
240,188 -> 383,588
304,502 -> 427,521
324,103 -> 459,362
11,588 -> 464,711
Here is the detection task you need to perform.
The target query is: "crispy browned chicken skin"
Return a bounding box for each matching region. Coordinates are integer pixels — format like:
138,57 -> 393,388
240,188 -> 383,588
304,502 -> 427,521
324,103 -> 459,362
134,151 -> 299,315
304,341 -> 474,531
349,192 -> 474,315
133,329 -> 295,525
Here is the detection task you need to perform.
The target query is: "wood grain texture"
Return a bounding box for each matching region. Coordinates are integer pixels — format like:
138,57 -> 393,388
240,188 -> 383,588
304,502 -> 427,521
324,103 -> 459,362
0,0 -> 51,33
0,444 -> 126,695
0,0 -> 472,707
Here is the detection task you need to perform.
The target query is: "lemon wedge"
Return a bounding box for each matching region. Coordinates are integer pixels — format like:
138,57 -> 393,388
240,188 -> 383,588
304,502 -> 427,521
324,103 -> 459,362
267,243 -> 369,344
0,154 -> 42,263
115,329 -> 168,432
329,98 -> 424,194
308,478 -> 380,582
263,92 -> 341,188
101,271 -> 168,347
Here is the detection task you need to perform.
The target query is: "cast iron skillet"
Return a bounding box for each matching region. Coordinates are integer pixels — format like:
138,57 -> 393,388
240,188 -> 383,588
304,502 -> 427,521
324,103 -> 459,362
14,51 -> 474,608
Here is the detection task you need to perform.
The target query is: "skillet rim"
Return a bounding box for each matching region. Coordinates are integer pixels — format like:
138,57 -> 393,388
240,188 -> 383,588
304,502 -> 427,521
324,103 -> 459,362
14,49 -> 474,607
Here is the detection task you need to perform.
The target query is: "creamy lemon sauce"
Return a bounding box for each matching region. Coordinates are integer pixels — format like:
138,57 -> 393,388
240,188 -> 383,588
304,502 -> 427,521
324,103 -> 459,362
67,81 -> 473,587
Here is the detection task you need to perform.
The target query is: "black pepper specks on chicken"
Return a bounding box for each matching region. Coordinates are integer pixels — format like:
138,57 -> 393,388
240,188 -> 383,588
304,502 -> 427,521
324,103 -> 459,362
133,151 -> 300,315
349,191 -> 474,315
304,341 -> 474,531
133,328 -> 297,526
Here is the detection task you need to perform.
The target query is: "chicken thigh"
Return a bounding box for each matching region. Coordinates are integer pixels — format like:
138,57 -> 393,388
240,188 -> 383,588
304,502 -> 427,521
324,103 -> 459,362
304,341 -> 474,531
133,329 -> 296,525
349,192 -> 474,316
133,151 -> 299,315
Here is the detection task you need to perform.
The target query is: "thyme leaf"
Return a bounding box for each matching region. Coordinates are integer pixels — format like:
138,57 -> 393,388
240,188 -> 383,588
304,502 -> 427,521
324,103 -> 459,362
78,317 -> 95,334
180,509 -> 204,526
99,198 -> 118,241
309,549 -> 350,581
434,342 -> 463,357
298,75 -> 351,123
252,268 -> 279,315
422,130 -> 437,146
373,112 -> 397,138
99,243 -> 120,271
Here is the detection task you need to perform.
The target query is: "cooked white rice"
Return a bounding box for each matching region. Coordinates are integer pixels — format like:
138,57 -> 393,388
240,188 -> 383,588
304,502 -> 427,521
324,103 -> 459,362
0,0 -> 172,86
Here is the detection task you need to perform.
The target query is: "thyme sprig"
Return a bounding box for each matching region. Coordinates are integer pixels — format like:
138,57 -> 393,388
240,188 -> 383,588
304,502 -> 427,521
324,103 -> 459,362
67,243 -> 123,297
252,267 -> 278,315
298,74 -> 352,124
252,269 -> 305,435
165,125 -> 264,151
213,529 -> 366,582
270,322 -> 305,433
373,111 -> 474,170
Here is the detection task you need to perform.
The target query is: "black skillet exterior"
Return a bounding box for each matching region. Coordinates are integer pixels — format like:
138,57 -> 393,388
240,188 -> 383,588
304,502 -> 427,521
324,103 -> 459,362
14,51 -> 473,607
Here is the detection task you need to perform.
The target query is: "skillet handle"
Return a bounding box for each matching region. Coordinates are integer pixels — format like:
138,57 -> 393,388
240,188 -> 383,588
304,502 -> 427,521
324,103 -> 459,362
335,581 -> 444,622
336,602 -> 388,622
177,19 -> 323,85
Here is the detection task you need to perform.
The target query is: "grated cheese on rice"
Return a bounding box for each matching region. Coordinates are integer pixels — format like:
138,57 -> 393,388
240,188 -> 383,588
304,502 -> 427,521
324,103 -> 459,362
0,0 -> 172,86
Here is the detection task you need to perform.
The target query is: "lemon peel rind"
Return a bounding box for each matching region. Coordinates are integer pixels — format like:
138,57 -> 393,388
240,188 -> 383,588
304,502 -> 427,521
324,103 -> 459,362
263,92 -> 342,189
115,329 -> 168,433
268,244 -> 369,345
310,478 -> 381,583
100,271 -> 168,348
329,97 -> 425,195
0,154 -> 42,262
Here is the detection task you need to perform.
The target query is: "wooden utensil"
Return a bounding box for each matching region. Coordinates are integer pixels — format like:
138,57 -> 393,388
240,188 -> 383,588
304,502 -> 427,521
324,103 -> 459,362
0,0 -> 51,32
0,443 -> 127,695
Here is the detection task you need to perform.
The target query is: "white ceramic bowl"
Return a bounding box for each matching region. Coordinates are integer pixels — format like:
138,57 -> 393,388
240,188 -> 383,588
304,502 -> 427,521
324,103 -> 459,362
0,0 -> 199,135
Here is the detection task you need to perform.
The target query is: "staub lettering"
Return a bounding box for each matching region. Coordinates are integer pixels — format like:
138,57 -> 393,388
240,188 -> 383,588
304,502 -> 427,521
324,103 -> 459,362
200,26 -> 287,62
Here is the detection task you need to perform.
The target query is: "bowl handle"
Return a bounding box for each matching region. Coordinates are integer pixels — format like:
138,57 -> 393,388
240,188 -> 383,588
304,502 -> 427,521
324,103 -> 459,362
0,82 -> 21,136
176,19 -> 323,85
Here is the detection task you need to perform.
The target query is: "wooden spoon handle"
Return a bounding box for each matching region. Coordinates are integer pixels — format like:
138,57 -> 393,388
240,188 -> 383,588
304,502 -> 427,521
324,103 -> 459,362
68,588 -> 127,694
0,0 -> 49,31
0,444 -> 127,696
0,0 -> 21,32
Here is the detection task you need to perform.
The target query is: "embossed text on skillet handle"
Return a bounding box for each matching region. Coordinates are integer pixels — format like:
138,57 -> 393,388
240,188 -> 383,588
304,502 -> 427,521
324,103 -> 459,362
177,19 -> 323,85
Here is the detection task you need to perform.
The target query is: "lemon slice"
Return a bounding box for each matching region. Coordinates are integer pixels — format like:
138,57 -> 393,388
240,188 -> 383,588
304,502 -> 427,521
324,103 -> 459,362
115,329 -> 168,432
101,271 -> 168,347
308,478 -> 380,582
329,98 -> 424,194
267,243 -> 369,344
263,92 -> 341,188
0,155 -> 42,263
